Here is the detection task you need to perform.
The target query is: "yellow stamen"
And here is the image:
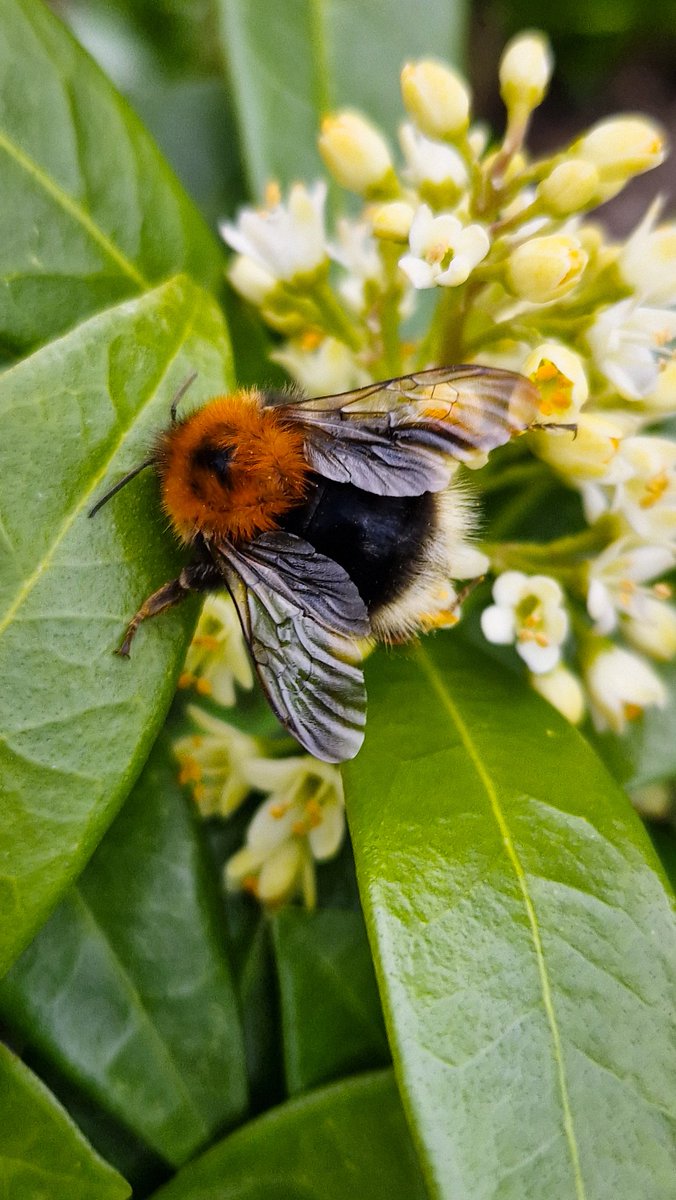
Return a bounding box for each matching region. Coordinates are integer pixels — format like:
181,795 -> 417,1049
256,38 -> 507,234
242,874 -> 260,896
196,678 -> 213,696
270,803 -> 289,819
193,634 -> 221,651
624,702 -> 643,722
264,180 -> 281,209
640,471 -> 669,508
654,582 -> 672,599
178,672 -> 194,689
300,329 -> 323,351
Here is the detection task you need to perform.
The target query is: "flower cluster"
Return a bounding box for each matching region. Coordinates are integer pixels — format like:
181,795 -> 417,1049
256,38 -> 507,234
176,31 -> 676,904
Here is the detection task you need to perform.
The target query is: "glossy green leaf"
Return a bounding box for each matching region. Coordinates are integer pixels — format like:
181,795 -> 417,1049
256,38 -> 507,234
0,275 -> 233,975
0,732 -> 248,1165
272,908 -> 389,1095
149,1069 -> 429,1200
0,1043 -> 130,1200
345,638 -> 676,1200
215,0 -> 467,196
0,0 -> 222,356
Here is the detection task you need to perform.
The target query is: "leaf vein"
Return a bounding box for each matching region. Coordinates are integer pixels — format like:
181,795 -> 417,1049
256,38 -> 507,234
414,643 -> 587,1200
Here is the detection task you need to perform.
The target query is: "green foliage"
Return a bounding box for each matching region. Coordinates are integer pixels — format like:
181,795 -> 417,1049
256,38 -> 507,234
1,2 -> 674,1199
0,1043 -> 131,1200
149,1071 -> 429,1200
345,639 -> 676,1200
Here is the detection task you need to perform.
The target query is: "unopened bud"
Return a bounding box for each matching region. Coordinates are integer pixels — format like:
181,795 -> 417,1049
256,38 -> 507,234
538,158 -> 600,215
507,234 -> 587,302
401,59 -> 471,139
372,200 -> 415,242
319,111 -> 395,196
531,665 -> 586,724
575,116 -> 666,181
499,32 -> 553,116
530,412 -> 625,480
227,254 -> 277,305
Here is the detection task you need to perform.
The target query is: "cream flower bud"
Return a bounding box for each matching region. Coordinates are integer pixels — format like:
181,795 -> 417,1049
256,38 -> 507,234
372,200 -> 416,242
227,254 -> 277,306
623,595 -> 676,661
575,116 -> 666,181
499,32 -> 553,115
522,342 -> 589,422
531,665 -> 586,724
319,111 -> 394,195
530,412 -> 624,480
585,645 -> 667,733
537,159 -> 600,215
400,59 -> 471,139
507,234 -> 587,302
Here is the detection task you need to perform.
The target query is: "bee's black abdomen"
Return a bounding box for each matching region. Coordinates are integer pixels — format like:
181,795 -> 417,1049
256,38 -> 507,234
280,477 -> 435,612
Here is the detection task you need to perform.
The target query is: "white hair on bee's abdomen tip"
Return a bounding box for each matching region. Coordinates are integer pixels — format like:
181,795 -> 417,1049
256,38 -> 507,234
370,477 -> 479,642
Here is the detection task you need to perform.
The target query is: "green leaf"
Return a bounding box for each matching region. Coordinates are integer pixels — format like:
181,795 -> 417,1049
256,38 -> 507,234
0,732 -> 248,1166
215,0 -> 467,196
0,275 -> 233,975
345,638 -> 676,1200
0,0 -> 223,356
272,908 -> 389,1094
0,1043 -> 130,1200
148,1070 -> 429,1200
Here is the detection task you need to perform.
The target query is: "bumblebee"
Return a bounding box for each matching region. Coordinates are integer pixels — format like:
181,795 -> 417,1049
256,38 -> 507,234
90,367 -> 538,762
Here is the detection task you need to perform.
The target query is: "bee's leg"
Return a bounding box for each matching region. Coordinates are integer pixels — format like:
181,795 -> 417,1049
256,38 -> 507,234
117,560 -> 223,657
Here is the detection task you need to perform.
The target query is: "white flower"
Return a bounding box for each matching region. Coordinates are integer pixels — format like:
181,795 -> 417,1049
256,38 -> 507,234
531,664 -> 586,723
225,756 -> 345,907
618,200 -> 676,306
586,537 -> 675,635
587,299 -> 676,400
399,204 -> 489,289
481,571 -> 569,673
179,595 -> 253,706
174,706 -> 259,818
220,182 -> 328,282
399,122 -> 468,197
521,342 -> 589,423
610,437 -> 676,543
623,593 -> 676,661
585,645 -> 667,732
272,335 -> 368,395
330,218 -> 386,312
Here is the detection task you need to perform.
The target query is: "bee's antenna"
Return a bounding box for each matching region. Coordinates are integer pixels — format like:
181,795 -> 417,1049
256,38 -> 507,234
170,372 -> 198,423
88,458 -> 156,518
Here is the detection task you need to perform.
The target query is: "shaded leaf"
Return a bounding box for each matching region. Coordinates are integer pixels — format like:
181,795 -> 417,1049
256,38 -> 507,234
149,1069 -> 428,1200
0,1042 -> 130,1200
272,907 -> 389,1094
0,275 -> 233,975
215,0 -> 467,196
345,637 -> 676,1200
0,0 -> 222,356
0,731 -> 248,1165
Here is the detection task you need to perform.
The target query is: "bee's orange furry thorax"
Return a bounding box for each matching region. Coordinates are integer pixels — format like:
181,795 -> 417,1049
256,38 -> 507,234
155,390 -> 309,544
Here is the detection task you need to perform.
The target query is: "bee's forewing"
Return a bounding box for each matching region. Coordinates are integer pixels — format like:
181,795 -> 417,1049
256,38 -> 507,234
218,532 -> 369,763
275,365 -> 539,496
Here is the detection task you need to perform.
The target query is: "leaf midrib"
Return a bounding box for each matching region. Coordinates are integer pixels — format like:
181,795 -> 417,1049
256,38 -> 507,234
414,643 -> 587,1200
0,128 -> 148,289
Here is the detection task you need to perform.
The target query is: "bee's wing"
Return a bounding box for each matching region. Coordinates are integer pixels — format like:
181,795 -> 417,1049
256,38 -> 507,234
218,531 -> 369,763
274,366 -> 539,496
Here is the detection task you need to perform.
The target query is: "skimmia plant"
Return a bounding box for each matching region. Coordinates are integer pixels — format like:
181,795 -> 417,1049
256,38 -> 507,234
175,32 -> 676,904
1,5 -> 675,1200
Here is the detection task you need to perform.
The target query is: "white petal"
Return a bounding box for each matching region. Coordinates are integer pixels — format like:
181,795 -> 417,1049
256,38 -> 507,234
399,254 -> 436,288
308,803 -> 346,860
517,640 -> 561,674
481,604 -> 516,644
